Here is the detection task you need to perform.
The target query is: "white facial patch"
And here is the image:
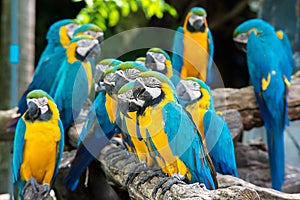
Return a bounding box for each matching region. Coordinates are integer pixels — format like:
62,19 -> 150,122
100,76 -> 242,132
104,73 -> 116,86
138,78 -> 162,100
26,97 -> 49,114
147,52 -> 166,71
233,33 -> 248,44
188,14 -> 205,27
77,39 -> 99,57
182,80 -> 201,101
67,23 -> 80,39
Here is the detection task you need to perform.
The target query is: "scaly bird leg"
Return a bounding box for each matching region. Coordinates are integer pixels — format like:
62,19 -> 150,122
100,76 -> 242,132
22,177 -> 39,199
41,184 -> 51,198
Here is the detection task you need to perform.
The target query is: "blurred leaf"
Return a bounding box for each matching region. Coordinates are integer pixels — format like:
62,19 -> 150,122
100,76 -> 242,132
130,0 -> 138,12
73,0 -> 178,30
108,9 -> 120,27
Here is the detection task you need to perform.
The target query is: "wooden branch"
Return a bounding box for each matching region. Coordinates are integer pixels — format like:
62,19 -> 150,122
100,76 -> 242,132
92,142 -> 299,200
212,72 -> 300,130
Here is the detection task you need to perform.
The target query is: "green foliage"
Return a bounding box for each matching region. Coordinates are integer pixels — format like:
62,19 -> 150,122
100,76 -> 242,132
72,0 -> 178,30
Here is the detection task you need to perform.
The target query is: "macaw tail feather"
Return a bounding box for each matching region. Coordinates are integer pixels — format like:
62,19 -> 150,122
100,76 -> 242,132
65,123 -> 112,190
266,127 -> 285,191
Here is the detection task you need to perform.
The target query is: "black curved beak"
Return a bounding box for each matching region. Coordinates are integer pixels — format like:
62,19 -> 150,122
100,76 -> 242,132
27,102 -> 40,122
176,81 -> 190,101
113,75 -> 128,95
132,80 -> 145,100
193,19 -> 205,31
233,33 -> 248,53
145,54 -> 156,70
104,82 -> 115,97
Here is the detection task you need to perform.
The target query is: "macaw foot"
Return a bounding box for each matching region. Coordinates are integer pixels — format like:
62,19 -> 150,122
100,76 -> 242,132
125,162 -> 147,186
41,184 -> 51,198
111,137 -> 127,149
120,156 -> 136,169
107,150 -> 129,167
152,176 -> 186,199
136,170 -> 167,189
22,177 -> 39,199
106,146 -> 123,155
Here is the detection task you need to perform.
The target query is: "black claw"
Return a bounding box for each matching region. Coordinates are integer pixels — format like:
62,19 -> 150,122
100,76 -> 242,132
110,153 -> 131,166
137,170 -> 166,188
125,162 -> 146,186
23,177 -> 39,198
42,184 -> 51,198
120,156 -> 136,169
160,178 -> 186,196
151,177 -> 169,199
106,149 -> 126,161
106,147 -> 122,155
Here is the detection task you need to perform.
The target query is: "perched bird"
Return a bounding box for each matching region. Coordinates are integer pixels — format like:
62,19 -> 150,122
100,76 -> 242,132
12,90 -> 64,199
172,7 -> 214,84
73,23 -> 104,45
78,58 -> 123,146
131,71 -> 218,189
145,48 -> 173,78
50,35 -> 100,132
176,77 -> 238,177
7,19 -> 80,130
233,19 -> 293,191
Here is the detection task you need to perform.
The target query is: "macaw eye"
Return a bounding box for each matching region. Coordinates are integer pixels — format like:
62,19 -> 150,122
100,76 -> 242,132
38,97 -> 48,106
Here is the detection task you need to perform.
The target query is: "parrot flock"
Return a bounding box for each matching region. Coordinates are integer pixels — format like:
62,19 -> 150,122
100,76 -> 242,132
10,5 -> 294,199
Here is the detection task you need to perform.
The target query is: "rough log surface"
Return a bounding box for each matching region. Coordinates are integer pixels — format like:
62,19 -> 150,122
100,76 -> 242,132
212,71 -> 300,130
56,142 -> 300,200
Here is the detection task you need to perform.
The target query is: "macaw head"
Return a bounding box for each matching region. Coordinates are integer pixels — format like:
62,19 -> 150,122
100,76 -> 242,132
46,19 -> 80,48
73,23 -> 104,44
117,81 -> 145,118
25,90 -> 56,122
176,77 -> 214,109
66,35 -> 101,63
135,57 -> 146,66
132,71 -> 175,108
233,19 -> 275,52
94,59 -> 122,92
114,61 -> 148,95
103,66 -> 118,98
184,7 -> 207,32
145,48 -> 172,77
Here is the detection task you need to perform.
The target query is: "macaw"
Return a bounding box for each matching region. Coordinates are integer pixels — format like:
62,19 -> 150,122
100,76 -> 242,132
7,19 -> 80,130
73,23 -> 104,45
78,58 -> 123,146
176,77 -> 238,177
131,71 -> 218,189
233,19 -> 293,191
65,61 -> 147,190
12,90 -> 64,199
50,35 -> 100,132
172,7 -> 214,85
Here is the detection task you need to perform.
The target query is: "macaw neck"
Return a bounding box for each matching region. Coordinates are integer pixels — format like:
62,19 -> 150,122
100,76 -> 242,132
59,26 -> 71,48
165,60 -> 173,78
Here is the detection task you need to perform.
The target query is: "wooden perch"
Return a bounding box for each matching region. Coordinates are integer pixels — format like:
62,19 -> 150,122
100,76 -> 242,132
212,71 -> 300,130
93,142 -> 299,200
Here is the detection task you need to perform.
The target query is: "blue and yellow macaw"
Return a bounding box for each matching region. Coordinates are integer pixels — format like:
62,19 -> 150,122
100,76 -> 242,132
233,19 -> 293,191
12,90 -> 64,199
50,35 -> 100,132
73,23 -> 104,45
145,47 -> 180,86
176,77 -> 238,177
65,61 -> 147,190
131,71 -> 217,189
7,19 -> 80,130
78,58 -> 123,146
172,7 -> 214,84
